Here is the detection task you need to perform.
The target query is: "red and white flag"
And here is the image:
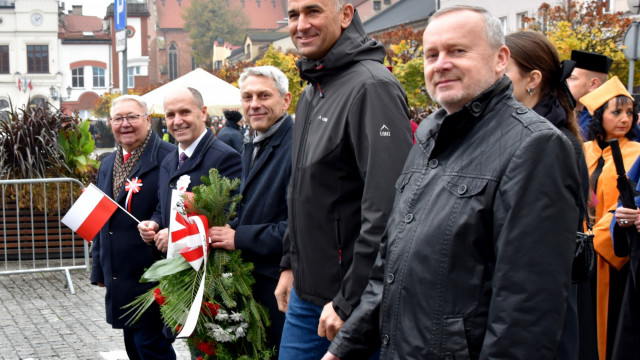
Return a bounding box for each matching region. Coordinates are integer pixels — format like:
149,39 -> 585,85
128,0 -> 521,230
28,80 -> 33,90
61,184 -> 118,242
17,78 -> 21,92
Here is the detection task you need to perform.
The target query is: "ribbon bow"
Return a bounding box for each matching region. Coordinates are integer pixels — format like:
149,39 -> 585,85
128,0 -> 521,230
169,211 -> 210,339
124,177 -> 143,212
171,212 -> 210,271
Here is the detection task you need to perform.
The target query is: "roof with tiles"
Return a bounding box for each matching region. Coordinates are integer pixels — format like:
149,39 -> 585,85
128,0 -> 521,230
59,14 -> 110,41
155,0 -> 287,30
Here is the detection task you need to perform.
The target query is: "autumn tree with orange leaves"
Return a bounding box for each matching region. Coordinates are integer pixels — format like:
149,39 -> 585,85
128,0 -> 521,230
525,1 -> 636,86
373,25 -> 431,121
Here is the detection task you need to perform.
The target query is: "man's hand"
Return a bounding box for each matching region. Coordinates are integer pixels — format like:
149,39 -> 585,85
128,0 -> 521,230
275,269 -> 293,312
318,302 -> 344,340
210,224 -> 236,250
96,282 -> 105,287
138,220 -> 159,244
321,352 -> 340,360
154,228 -> 169,253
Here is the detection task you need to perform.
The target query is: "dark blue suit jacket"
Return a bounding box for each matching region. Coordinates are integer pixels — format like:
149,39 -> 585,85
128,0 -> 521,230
90,131 -> 176,329
151,128 -> 242,229
232,115 -> 293,280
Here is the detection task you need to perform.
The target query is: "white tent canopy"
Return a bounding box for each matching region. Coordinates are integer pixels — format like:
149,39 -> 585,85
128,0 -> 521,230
141,68 -> 241,117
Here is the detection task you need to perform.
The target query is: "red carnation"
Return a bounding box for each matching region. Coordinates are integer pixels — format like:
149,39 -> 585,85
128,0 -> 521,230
153,288 -> 166,306
201,302 -> 221,317
194,337 -> 217,356
175,324 -> 182,333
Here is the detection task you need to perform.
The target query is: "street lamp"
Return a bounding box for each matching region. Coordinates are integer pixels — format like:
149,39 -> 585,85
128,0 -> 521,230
49,85 -> 72,109
49,85 -> 60,108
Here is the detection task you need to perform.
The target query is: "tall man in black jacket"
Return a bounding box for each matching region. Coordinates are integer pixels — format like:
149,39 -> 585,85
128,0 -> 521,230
275,0 -> 413,358
323,6 -> 580,359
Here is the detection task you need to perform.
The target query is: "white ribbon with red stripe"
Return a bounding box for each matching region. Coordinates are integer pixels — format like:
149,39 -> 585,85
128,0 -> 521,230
174,214 -> 210,338
124,177 -> 142,212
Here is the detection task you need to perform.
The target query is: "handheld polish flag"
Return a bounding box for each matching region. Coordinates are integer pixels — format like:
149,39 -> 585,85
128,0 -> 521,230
61,184 -> 138,242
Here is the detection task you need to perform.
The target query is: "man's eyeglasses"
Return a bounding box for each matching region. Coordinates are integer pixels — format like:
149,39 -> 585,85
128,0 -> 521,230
110,114 -> 146,125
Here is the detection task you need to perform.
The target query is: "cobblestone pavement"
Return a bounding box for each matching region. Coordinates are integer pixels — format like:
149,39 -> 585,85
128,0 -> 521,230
0,270 -> 190,360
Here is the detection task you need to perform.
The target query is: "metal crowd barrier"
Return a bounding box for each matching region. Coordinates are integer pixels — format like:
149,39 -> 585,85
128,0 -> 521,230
0,178 -> 88,294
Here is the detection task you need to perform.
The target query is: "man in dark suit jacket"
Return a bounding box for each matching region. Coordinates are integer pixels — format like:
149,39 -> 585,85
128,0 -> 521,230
91,95 -> 177,359
209,66 -> 293,353
138,86 -> 241,253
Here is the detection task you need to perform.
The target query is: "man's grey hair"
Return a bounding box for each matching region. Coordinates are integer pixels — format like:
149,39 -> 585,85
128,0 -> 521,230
238,66 -> 289,97
430,5 -> 504,49
111,94 -> 148,115
334,0 -> 347,11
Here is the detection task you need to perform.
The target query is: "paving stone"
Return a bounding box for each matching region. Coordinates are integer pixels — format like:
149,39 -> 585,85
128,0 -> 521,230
0,270 -> 190,359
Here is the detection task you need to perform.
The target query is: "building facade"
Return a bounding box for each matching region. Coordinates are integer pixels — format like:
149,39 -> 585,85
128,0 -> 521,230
0,0 -> 60,110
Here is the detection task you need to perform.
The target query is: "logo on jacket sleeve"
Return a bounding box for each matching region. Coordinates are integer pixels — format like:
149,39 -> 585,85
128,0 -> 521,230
317,115 -> 328,122
380,125 -> 391,137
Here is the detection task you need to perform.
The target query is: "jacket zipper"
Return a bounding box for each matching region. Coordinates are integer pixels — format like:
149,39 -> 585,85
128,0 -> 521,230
291,85 -> 317,288
335,218 -> 343,279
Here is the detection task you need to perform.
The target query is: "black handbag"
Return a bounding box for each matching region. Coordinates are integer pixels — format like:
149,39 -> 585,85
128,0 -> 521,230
572,191 -> 595,284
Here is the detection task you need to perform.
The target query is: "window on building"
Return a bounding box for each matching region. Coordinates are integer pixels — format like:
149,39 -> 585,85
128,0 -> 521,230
246,44 -> 251,59
78,109 -> 91,119
169,43 -> 178,81
0,45 -> 8,73
72,67 -> 84,88
373,0 -> 381,10
93,67 -> 105,87
29,96 -> 46,108
517,12 -> 528,30
127,67 -> 134,88
499,17 -> 507,34
215,60 -> 222,69
192,56 -> 197,70
27,45 -> 48,73
383,0 -> 391,4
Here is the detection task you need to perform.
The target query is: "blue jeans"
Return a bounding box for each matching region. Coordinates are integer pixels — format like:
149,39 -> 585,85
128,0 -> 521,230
279,288 -> 380,360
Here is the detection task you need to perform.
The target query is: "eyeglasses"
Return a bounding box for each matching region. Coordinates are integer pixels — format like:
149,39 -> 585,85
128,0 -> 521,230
110,114 -> 146,125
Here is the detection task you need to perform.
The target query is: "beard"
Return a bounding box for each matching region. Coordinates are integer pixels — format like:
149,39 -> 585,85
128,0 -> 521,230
427,74 -> 497,113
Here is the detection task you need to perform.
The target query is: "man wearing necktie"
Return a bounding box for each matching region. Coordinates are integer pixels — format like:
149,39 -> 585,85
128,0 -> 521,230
90,95 -> 177,359
138,86 -> 241,253
208,66 -> 293,354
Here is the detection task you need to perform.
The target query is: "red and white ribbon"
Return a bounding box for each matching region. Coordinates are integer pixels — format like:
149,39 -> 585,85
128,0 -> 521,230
175,214 -> 210,339
124,177 -> 142,212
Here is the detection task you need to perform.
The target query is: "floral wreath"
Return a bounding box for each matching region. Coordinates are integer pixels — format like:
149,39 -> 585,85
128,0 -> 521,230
124,169 -> 274,359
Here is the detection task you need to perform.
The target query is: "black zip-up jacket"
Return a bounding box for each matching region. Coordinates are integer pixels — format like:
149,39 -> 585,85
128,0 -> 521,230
329,77 -> 580,359
280,12 -> 413,319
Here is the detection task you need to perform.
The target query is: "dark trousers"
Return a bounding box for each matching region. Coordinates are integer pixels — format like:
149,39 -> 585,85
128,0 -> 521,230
123,325 -> 176,360
253,272 -> 286,354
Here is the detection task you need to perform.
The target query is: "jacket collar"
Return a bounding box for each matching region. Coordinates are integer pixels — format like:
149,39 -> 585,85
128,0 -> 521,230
242,115 -> 293,189
296,11 -> 386,85
165,128 -> 215,176
113,131 -> 163,202
417,76 -> 513,157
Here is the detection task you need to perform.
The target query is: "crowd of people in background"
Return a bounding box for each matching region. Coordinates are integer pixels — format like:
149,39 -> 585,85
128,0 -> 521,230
88,1 -> 640,359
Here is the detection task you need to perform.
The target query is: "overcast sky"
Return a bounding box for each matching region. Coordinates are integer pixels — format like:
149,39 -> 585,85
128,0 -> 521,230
60,0 -> 112,18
